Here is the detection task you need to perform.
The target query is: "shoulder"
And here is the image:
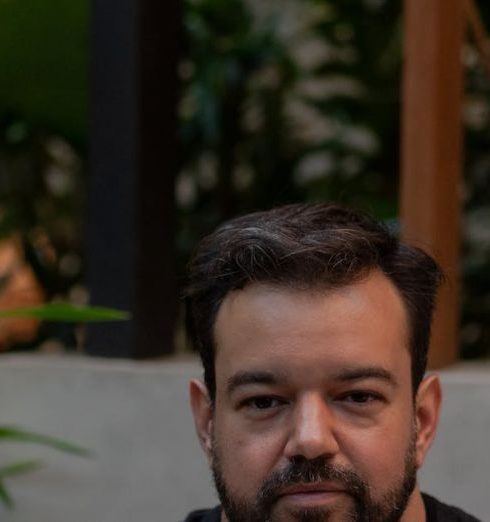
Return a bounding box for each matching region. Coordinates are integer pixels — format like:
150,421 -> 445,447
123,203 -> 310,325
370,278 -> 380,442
423,493 -> 482,522
182,506 -> 221,522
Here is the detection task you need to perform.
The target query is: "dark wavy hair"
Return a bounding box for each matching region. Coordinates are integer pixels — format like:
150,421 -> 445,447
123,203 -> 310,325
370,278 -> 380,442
184,203 -> 443,400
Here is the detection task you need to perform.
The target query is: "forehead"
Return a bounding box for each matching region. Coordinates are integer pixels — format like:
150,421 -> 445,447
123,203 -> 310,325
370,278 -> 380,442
213,272 -> 411,386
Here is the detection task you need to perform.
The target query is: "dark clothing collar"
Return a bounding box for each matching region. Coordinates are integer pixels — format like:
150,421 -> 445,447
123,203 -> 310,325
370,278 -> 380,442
422,493 -> 481,521
183,505 -> 221,522
184,496 -> 482,522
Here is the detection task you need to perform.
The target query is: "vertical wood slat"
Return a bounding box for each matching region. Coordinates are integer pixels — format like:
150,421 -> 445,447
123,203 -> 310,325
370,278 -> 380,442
400,0 -> 466,368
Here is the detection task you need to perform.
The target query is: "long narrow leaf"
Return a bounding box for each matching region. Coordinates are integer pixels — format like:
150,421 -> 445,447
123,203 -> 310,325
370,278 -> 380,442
0,460 -> 43,479
0,427 -> 89,456
0,303 -> 130,322
0,480 -> 13,508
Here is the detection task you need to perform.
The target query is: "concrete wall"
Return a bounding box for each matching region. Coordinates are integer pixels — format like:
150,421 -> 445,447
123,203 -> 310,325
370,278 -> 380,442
0,355 -> 488,521
419,364 -> 490,521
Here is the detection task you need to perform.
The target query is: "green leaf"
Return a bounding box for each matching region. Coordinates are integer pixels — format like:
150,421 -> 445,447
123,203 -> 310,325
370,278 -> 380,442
0,480 -> 13,508
0,460 -> 43,479
0,426 -> 89,456
0,303 -> 130,322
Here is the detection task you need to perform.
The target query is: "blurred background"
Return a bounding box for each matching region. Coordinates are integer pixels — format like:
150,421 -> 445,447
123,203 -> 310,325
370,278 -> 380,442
1,0 -> 489,362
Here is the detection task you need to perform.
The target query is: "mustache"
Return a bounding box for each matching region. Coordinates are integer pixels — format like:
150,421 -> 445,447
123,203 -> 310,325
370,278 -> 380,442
257,456 -> 367,503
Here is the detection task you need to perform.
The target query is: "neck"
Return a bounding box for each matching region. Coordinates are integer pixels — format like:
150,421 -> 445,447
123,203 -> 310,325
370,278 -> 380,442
400,484 -> 427,522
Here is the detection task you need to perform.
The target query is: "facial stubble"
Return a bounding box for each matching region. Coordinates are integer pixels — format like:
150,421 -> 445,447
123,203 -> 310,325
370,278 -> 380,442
210,428 -> 417,522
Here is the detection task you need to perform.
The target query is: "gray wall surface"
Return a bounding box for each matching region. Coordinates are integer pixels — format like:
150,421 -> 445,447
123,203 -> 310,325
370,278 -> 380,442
0,355 -> 488,521
0,356 -> 216,522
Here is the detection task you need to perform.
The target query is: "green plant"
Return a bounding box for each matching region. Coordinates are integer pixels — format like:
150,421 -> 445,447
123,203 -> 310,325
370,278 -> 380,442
0,303 -> 130,322
0,302 -> 129,507
176,0 -> 402,266
0,426 -> 88,508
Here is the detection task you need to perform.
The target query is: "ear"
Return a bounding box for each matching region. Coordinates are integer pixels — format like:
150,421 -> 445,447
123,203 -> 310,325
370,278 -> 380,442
414,374 -> 442,468
189,379 -> 214,463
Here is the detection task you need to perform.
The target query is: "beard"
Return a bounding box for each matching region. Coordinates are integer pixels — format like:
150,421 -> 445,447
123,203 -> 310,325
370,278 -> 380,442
211,431 -> 417,522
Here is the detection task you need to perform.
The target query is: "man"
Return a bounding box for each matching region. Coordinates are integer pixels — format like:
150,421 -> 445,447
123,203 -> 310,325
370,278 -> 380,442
183,203 -> 480,522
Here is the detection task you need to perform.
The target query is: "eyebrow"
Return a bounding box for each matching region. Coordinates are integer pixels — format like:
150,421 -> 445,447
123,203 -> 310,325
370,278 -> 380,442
333,367 -> 398,388
226,366 -> 398,395
226,370 -> 281,396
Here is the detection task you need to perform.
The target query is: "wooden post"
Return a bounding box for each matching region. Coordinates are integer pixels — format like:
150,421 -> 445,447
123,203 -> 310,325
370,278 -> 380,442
400,0 -> 465,368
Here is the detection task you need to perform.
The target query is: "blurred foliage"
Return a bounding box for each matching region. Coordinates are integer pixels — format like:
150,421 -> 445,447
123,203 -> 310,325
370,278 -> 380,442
0,0 -> 490,358
0,115 -> 85,301
461,0 -> 490,359
177,0 -> 402,262
0,0 -> 88,145
0,425 -> 88,508
0,0 -> 87,351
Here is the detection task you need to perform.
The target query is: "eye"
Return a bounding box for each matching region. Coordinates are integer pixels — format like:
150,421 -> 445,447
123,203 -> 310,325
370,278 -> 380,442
340,391 -> 384,405
241,396 -> 285,411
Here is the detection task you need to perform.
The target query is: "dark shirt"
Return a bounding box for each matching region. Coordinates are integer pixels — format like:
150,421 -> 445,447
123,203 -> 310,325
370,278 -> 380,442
183,495 -> 482,521
183,506 -> 220,522
423,493 -> 482,522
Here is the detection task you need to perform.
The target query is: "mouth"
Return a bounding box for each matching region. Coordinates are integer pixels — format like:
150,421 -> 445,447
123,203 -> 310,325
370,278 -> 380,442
277,483 -> 348,508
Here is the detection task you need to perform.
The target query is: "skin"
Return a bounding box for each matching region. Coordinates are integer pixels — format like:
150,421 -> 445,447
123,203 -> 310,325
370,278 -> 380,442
190,271 -> 442,521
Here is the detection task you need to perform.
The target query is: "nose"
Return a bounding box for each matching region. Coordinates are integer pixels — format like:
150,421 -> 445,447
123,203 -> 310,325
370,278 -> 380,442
283,392 -> 340,461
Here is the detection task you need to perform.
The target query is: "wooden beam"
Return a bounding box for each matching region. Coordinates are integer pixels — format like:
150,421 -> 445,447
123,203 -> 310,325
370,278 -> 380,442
400,0 -> 465,368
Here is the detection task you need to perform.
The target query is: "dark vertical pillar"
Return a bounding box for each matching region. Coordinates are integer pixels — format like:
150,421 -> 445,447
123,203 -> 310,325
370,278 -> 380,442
87,0 -> 180,357
135,1 -> 180,358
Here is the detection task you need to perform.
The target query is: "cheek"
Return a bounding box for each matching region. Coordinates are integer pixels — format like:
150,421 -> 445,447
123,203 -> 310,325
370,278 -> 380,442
212,413 -> 285,494
341,415 -> 414,487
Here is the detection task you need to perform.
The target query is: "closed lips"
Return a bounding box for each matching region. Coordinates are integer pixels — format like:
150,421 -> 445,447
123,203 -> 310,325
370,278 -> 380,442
279,483 -> 345,496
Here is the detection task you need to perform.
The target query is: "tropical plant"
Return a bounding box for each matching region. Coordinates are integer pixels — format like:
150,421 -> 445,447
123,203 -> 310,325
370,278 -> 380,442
0,303 -> 128,507
0,426 -> 88,508
176,0 -> 402,264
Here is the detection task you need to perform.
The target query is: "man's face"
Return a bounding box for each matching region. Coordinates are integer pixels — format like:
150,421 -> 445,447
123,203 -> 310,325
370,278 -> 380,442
191,271 -> 440,522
